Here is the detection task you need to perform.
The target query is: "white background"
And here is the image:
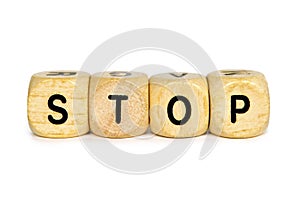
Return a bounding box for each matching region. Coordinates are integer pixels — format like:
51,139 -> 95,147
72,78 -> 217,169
0,0 -> 299,199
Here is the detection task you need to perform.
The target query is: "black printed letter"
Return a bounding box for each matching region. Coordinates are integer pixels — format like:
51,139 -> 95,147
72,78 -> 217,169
231,95 -> 250,123
48,94 -> 68,124
167,95 -> 191,125
108,95 -> 128,124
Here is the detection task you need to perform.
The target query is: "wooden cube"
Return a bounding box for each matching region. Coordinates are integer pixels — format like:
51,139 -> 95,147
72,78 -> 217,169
89,71 -> 148,138
150,73 -> 209,138
27,71 -> 90,138
207,70 -> 270,138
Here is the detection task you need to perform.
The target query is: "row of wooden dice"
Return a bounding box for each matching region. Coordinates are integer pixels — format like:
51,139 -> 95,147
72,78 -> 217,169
27,70 -> 270,139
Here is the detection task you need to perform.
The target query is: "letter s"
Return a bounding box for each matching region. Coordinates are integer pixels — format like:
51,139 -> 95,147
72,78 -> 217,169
48,94 -> 68,125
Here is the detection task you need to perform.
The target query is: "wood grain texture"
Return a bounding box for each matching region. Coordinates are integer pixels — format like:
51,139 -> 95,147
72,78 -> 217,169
150,73 -> 209,138
27,71 -> 90,138
207,70 -> 270,138
89,71 -> 148,138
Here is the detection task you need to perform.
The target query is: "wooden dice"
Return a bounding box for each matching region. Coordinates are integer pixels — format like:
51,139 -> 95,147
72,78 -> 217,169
149,73 -> 209,138
89,71 -> 148,138
28,69 -> 270,139
207,70 -> 270,138
27,71 -> 90,138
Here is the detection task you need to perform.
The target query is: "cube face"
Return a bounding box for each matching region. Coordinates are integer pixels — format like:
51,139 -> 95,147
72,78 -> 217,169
207,70 -> 270,138
27,71 -> 90,138
89,71 -> 148,138
150,73 -> 209,138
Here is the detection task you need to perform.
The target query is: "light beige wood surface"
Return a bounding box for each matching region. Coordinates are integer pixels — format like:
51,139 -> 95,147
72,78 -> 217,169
150,72 -> 209,138
27,71 -> 90,138
207,70 -> 270,138
89,71 -> 148,138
